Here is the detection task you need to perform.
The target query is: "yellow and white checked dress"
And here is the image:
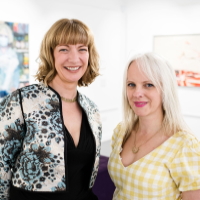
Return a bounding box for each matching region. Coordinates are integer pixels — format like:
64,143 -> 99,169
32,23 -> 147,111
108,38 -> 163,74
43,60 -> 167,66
108,123 -> 200,200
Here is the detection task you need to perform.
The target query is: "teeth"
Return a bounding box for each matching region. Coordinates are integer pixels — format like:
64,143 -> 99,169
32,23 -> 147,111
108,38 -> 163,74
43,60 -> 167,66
66,67 -> 79,71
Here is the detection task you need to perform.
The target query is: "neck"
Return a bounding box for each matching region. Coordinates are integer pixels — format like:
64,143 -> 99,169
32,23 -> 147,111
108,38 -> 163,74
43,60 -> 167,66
137,113 -> 163,136
48,75 -> 77,99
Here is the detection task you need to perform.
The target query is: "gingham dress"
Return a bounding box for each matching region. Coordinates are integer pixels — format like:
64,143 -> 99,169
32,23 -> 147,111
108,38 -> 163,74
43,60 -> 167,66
108,123 -> 200,200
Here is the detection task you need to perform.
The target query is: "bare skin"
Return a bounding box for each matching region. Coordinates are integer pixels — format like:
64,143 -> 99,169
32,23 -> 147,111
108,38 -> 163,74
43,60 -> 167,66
62,100 -> 82,147
121,128 -> 170,167
182,190 -> 200,200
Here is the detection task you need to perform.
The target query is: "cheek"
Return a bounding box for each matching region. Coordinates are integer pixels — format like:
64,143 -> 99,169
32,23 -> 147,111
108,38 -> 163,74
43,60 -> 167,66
85,59 -> 89,66
126,89 -> 132,103
151,93 -> 162,106
54,54 -> 59,67
54,59 -> 60,71
158,97 -> 163,107
84,53 -> 89,65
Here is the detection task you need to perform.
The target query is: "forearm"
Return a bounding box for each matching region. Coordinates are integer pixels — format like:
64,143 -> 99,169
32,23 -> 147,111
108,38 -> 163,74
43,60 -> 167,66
182,189 -> 200,200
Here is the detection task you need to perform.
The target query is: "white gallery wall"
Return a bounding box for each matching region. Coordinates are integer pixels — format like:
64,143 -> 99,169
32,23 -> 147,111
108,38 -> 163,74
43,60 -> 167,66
125,0 -> 200,139
0,0 -> 199,142
0,0 -> 126,142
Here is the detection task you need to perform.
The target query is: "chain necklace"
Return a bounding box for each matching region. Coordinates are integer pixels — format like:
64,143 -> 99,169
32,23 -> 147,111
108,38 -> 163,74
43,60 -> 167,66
61,94 -> 77,103
132,128 -> 161,154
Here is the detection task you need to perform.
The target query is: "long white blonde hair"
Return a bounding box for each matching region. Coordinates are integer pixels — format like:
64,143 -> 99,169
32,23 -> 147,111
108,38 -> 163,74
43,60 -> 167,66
121,52 -> 190,142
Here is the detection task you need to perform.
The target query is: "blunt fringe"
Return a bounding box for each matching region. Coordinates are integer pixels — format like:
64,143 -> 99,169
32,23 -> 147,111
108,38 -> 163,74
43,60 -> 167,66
121,52 -> 190,143
35,18 -> 100,86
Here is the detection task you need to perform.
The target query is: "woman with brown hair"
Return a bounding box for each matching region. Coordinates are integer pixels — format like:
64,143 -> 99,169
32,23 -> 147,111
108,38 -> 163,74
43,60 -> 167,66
0,18 -> 102,200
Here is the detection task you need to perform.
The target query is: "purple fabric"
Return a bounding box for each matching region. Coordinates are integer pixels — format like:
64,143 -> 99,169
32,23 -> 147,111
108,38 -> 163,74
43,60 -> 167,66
93,155 -> 115,200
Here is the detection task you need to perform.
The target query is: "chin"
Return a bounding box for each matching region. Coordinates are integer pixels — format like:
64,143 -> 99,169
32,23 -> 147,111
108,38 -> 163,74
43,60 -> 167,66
136,114 -> 147,117
134,111 -> 149,117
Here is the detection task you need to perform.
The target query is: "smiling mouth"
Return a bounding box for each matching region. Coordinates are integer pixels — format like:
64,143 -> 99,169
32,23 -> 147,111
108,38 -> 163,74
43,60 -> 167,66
64,66 -> 80,71
134,102 -> 147,107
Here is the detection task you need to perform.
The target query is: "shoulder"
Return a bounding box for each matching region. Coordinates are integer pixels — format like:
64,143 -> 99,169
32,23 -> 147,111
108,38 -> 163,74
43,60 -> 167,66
110,122 -> 124,150
20,82 -> 47,94
0,89 -> 20,111
112,122 -> 124,141
19,83 -> 41,98
20,82 -> 58,100
0,89 -> 22,121
20,83 -> 40,91
175,131 -> 200,147
78,91 -> 99,111
172,131 -> 200,157
114,122 -> 123,133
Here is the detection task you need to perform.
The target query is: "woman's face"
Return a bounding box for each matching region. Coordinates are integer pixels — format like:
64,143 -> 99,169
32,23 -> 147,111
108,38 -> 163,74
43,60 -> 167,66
126,61 -> 163,119
53,44 -> 89,85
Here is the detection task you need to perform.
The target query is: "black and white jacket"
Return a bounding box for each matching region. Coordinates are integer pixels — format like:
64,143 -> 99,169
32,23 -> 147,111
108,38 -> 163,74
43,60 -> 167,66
0,82 -> 102,200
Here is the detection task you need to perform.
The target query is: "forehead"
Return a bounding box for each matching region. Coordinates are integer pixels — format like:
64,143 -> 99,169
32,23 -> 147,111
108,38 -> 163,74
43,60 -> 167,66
127,61 -> 149,81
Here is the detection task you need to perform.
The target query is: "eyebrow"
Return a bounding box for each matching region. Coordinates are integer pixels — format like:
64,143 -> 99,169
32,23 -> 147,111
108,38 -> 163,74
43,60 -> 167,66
127,80 -> 152,83
58,44 -> 87,47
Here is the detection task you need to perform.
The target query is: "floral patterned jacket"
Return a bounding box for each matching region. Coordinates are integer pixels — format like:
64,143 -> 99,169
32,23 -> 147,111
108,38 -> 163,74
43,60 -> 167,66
0,82 -> 102,200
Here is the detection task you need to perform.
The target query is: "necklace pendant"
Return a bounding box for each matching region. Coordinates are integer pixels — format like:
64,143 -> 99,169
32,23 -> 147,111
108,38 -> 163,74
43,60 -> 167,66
132,147 -> 139,154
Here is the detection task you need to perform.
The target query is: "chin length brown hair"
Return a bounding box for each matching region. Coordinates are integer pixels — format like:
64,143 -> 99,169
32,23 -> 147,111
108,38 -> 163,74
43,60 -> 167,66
35,18 -> 100,86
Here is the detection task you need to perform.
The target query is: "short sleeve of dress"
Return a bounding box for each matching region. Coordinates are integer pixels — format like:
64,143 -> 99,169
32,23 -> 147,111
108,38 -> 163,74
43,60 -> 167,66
111,123 -> 122,150
169,134 -> 200,192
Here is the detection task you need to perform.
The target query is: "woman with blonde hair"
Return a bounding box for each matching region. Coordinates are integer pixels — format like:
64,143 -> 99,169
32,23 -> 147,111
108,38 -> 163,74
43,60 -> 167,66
0,18 -> 101,200
108,52 -> 200,200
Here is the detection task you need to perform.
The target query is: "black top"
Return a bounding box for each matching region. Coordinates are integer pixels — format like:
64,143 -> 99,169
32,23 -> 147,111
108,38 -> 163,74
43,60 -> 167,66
10,110 -> 98,200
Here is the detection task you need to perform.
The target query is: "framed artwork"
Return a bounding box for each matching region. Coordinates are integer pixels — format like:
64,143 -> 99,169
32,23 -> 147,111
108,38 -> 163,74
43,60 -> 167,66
153,34 -> 200,87
0,21 -> 29,99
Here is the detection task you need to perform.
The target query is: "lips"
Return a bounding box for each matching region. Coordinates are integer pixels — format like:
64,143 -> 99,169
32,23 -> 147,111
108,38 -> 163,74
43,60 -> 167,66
134,101 -> 147,107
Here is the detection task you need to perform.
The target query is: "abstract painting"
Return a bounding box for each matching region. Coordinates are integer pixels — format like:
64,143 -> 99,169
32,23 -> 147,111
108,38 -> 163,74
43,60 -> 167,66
0,21 -> 29,98
154,34 -> 200,87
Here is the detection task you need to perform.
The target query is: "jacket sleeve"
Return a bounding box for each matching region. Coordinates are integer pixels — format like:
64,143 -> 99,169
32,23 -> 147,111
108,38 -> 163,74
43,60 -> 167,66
0,90 -> 25,200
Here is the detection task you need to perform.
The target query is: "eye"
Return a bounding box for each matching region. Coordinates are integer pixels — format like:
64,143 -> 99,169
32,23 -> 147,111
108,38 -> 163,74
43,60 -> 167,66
127,83 -> 136,87
79,48 -> 88,52
59,48 -> 68,52
145,83 -> 154,87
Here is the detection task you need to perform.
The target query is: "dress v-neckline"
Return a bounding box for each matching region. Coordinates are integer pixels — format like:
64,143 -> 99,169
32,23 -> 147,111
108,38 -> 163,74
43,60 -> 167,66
65,113 -> 83,149
119,133 -> 175,168
66,128 -> 81,148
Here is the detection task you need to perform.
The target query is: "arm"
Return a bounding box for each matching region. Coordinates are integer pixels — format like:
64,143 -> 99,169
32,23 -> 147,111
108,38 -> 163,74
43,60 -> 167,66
182,189 -> 200,200
0,90 -> 25,200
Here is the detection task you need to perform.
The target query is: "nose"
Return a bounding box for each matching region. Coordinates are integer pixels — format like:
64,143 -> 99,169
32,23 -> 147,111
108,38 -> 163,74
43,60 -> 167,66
132,86 -> 143,98
68,49 -> 79,63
